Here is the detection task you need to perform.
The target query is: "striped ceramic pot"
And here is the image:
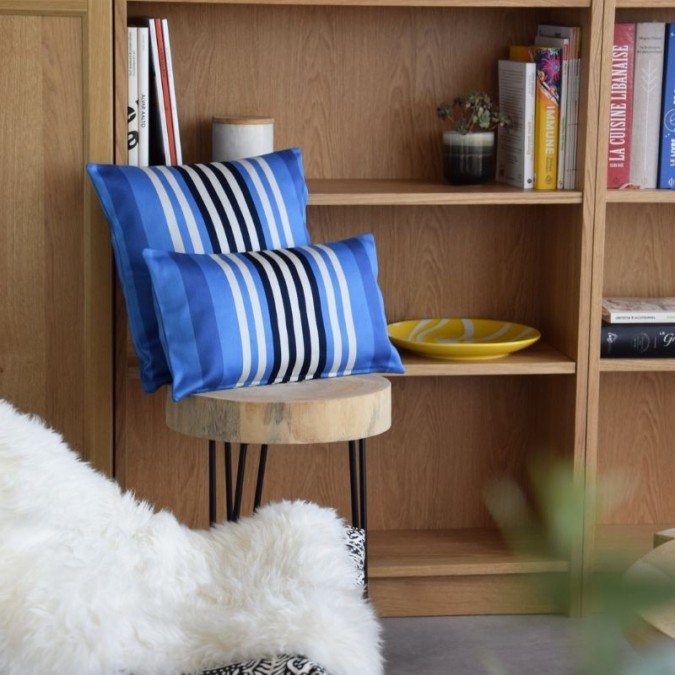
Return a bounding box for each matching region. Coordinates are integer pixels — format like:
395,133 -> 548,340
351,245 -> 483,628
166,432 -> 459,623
442,130 -> 495,185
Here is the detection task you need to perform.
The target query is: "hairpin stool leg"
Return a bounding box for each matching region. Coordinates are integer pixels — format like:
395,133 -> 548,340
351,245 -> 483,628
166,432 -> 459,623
208,440 -> 217,526
254,444 -> 268,511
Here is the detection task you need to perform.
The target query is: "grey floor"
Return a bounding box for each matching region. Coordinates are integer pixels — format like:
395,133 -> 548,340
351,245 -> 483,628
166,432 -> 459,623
380,615 -> 648,675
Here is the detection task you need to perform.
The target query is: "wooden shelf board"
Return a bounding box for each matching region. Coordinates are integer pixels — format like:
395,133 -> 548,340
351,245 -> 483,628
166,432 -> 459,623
606,189 -> 675,204
616,0 -> 675,8
130,0 -> 590,8
369,528 -> 569,578
392,340 -> 575,376
599,358 -> 675,373
307,179 -> 582,206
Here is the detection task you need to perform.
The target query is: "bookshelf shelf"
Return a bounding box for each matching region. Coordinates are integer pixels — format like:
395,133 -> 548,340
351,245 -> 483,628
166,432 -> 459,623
599,358 -> 675,372
130,0 -> 590,6
606,188 -> 675,203
307,179 -> 583,206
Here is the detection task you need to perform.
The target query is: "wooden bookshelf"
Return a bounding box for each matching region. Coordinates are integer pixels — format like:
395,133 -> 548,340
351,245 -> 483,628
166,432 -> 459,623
111,0 -> 600,617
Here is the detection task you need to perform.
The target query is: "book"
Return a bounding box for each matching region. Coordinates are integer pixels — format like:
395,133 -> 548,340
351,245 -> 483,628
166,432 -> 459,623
535,34 -> 569,190
602,297 -> 675,323
146,18 -> 170,165
533,46 -> 562,190
607,23 -> 635,189
601,323 -> 675,357
630,22 -> 666,189
537,25 -> 582,190
658,24 -> 675,189
161,18 -> 182,165
127,27 -> 139,166
496,60 -> 536,189
137,26 -> 150,167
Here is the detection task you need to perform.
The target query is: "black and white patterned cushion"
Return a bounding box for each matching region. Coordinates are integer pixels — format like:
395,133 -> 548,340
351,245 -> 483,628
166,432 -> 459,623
202,654 -> 327,674
344,525 -> 366,589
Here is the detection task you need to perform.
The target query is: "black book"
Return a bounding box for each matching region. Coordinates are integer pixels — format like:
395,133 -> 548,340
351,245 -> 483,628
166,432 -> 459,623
600,322 -> 675,358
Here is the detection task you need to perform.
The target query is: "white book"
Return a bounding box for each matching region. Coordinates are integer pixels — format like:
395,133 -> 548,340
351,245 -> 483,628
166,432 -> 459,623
127,27 -> 139,166
496,60 -> 536,189
602,297 -> 675,324
630,22 -> 666,188
137,26 -> 150,167
535,35 -> 569,190
161,18 -> 182,165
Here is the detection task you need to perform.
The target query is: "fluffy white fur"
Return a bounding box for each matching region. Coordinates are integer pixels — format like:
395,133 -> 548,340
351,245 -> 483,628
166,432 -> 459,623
0,399 -> 382,675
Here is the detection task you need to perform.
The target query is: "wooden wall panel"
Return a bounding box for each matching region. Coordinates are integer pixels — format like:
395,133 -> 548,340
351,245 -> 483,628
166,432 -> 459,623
0,2 -> 112,469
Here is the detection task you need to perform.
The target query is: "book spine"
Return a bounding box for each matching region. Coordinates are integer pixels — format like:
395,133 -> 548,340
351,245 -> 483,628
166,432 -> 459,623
137,27 -> 150,167
496,60 -> 536,189
161,18 -> 182,165
630,22 -> 666,189
154,18 -> 177,165
533,47 -> 561,190
127,27 -> 139,166
601,323 -> 675,357
564,57 -> 580,189
607,23 -> 635,189
147,18 -> 170,165
658,24 -> 675,188
603,310 -> 675,323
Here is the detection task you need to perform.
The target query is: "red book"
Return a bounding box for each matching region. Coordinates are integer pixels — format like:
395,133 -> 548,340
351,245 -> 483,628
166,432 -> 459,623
607,23 -> 635,189
154,18 -> 177,165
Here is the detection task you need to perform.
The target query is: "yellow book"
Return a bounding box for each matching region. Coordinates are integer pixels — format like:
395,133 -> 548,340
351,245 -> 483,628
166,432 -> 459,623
532,46 -> 561,190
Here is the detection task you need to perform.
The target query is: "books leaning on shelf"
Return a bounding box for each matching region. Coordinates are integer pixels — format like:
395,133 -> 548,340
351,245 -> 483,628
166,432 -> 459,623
601,323 -> 675,358
128,17 -> 182,166
127,27 -> 139,166
602,297 -> 675,324
658,24 -> 675,188
496,60 -> 535,189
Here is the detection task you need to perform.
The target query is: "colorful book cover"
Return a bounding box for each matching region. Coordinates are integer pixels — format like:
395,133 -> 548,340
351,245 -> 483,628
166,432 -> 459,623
658,24 -> 675,188
607,23 -> 635,189
496,60 -> 536,188
630,22 -> 666,188
601,323 -> 675,358
533,47 -> 562,190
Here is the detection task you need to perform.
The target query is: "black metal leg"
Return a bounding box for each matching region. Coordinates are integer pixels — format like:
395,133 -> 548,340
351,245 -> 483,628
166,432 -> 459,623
254,444 -> 268,511
348,440 -> 360,529
232,443 -> 248,522
208,440 -> 217,526
359,438 -> 368,595
224,443 -> 233,521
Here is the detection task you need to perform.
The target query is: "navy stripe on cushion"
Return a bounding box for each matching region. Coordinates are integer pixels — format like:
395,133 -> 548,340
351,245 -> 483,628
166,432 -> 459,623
86,148 -> 310,392
143,234 -> 404,401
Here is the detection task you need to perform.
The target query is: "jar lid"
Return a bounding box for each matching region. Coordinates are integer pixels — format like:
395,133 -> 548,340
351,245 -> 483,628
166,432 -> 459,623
212,116 -> 274,125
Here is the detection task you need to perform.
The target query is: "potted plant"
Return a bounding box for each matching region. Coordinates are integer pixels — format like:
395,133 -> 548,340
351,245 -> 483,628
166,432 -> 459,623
437,90 -> 512,185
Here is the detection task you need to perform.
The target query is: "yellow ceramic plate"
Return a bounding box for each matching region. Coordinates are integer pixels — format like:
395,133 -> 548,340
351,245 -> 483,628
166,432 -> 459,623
387,318 -> 541,361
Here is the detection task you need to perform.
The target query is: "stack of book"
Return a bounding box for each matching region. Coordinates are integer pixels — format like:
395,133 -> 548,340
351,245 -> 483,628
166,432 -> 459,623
607,22 -> 675,189
127,18 -> 182,167
601,297 -> 675,358
496,24 -> 582,191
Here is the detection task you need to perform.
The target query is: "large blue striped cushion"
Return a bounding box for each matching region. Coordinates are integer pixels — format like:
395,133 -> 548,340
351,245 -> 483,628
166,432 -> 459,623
143,234 -> 404,401
86,148 -> 310,392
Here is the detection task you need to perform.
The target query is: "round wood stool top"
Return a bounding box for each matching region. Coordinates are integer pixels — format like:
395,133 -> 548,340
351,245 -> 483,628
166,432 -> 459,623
624,539 -> 675,649
165,375 -> 391,445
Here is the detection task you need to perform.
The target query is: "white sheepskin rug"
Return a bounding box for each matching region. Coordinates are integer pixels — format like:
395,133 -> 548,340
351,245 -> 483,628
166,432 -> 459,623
0,399 -> 382,675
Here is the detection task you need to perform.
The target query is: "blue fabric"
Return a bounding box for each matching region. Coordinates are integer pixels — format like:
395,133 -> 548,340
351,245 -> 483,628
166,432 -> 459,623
86,148 -> 310,392
143,234 -> 404,401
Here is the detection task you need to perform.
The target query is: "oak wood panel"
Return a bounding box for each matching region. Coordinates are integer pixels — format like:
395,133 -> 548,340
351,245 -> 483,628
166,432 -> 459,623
600,359 -> 675,372
595,523 -> 675,571
370,573 -> 566,617
0,5 -> 112,471
597,373 -> 675,525
131,0 -> 590,6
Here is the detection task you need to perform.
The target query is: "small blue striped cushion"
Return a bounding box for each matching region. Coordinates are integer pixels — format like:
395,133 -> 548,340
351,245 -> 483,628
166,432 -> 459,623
86,148 -> 310,392
142,234 -> 404,401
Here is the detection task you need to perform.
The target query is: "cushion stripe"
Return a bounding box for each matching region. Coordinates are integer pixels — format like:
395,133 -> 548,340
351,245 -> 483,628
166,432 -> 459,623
227,163 -> 268,250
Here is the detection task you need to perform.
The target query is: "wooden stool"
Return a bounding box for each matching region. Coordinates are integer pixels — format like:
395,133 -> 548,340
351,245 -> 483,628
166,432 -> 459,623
166,375 -> 392,589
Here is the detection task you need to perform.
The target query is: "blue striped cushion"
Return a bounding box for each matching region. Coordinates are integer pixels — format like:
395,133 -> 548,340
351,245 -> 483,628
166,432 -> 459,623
142,234 -> 404,401
86,148 -> 310,392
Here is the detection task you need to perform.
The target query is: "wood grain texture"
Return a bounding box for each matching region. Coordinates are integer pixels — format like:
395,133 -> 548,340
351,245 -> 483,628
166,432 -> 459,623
166,375 -> 391,444
0,6 -> 112,470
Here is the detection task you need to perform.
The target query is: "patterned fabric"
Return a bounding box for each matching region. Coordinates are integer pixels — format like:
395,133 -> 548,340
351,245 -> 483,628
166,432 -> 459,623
201,654 -> 327,675
86,148 -> 310,393
344,526 -> 366,589
143,234 -> 404,401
